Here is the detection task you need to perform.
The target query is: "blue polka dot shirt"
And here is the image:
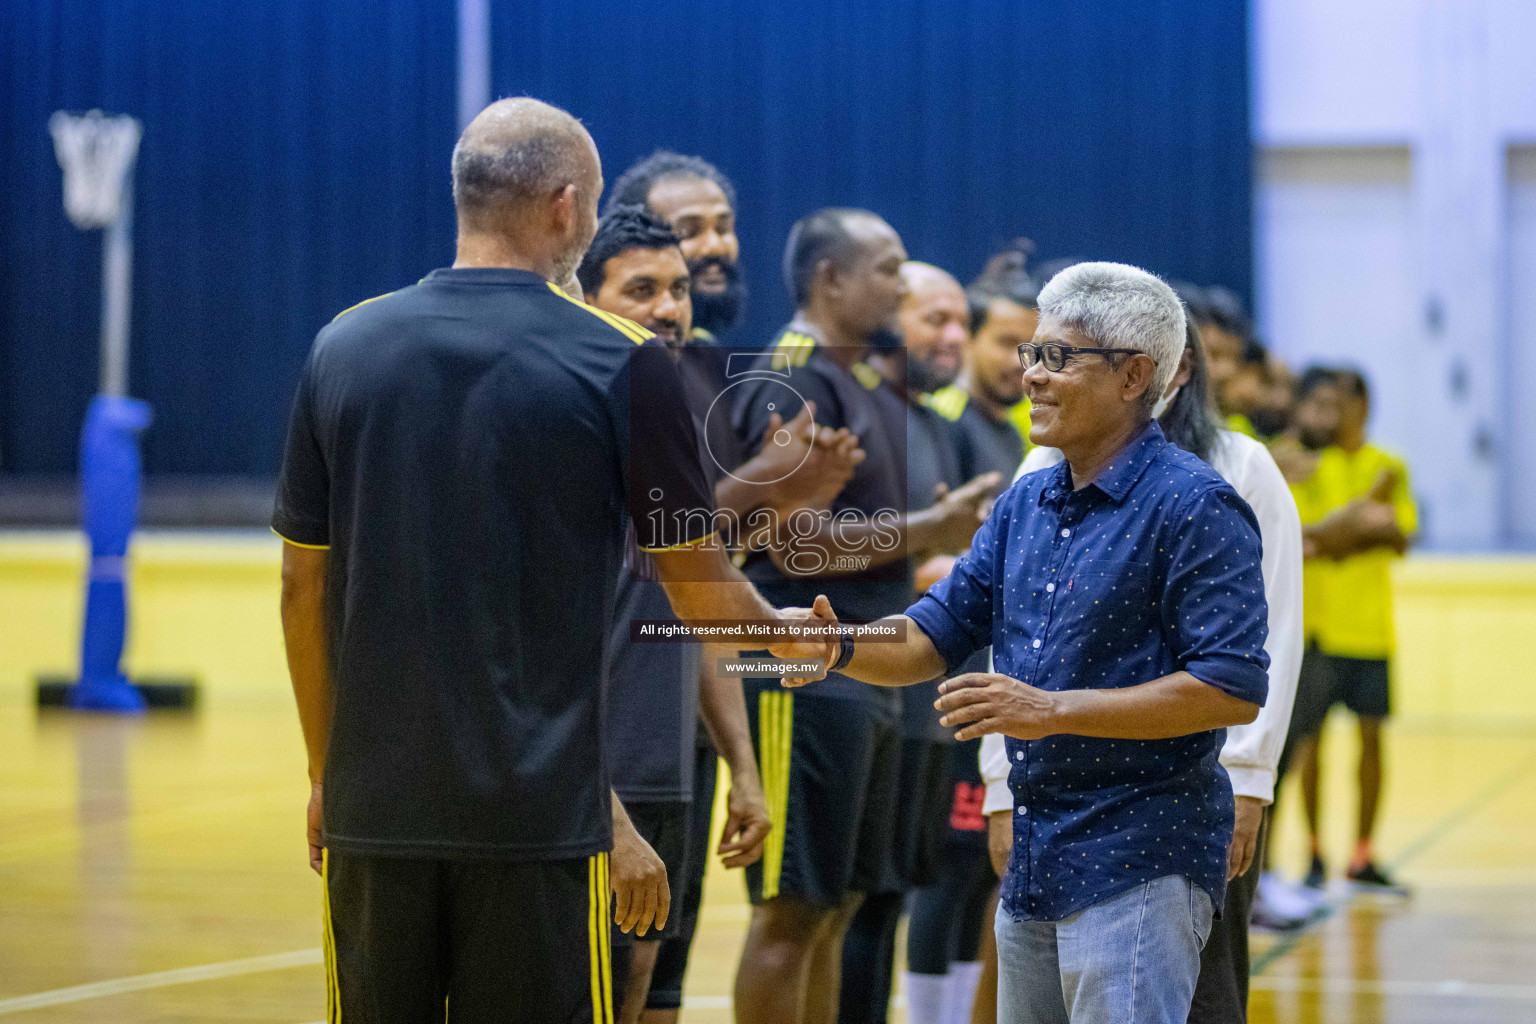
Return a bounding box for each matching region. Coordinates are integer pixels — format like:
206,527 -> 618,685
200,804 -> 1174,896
907,422 -> 1270,922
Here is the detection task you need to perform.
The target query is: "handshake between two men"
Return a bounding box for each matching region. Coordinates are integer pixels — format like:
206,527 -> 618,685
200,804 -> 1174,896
764,594 -> 1059,746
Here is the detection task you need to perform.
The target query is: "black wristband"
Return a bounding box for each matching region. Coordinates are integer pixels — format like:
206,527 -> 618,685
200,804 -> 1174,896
831,633 -> 855,673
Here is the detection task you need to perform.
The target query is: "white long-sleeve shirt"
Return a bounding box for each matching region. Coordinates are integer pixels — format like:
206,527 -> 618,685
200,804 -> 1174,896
981,430 -> 1303,812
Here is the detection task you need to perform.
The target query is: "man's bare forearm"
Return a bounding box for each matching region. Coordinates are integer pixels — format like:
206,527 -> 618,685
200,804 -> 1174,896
280,544 -> 333,784
1305,504 -> 1407,560
698,660 -> 759,787
655,545 -> 781,625
714,475 -> 765,523
1049,671 -> 1259,739
836,616 -> 948,687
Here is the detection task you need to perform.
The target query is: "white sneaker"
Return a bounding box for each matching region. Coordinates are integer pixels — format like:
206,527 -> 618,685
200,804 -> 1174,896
1254,871 -> 1323,927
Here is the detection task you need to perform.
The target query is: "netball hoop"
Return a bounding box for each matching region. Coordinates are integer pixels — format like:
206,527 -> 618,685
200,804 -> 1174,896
45,110 -> 155,713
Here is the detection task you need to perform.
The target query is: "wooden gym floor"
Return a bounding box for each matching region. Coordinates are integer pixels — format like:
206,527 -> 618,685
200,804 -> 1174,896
1,687 -> 1533,1023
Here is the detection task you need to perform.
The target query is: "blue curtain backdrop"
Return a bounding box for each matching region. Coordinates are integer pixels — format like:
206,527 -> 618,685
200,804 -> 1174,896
0,0 -> 459,475
1,0 -> 1248,477
492,0 -> 1250,355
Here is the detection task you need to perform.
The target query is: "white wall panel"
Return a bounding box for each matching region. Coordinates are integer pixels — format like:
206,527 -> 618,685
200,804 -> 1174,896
1255,147 -> 1420,475
1506,147 -> 1536,547
1252,0 -> 1418,144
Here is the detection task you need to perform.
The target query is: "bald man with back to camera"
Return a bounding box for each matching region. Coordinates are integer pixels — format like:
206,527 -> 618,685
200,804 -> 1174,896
275,98 -> 840,1024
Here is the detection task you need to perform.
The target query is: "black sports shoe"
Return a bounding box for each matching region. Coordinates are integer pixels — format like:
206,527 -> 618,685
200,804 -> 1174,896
1303,853 -> 1327,889
1346,861 -> 1411,896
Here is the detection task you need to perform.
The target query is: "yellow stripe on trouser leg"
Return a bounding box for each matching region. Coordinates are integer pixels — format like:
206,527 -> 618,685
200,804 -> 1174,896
588,853 -> 613,1024
589,856 -> 602,1024
757,692 -> 776,900
601,853 -> 613,1024
759,691 -> 793,901
322,849 -> 340,1024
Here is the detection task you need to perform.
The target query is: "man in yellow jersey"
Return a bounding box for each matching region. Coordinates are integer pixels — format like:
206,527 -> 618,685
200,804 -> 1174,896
1282,368 -> 1415,893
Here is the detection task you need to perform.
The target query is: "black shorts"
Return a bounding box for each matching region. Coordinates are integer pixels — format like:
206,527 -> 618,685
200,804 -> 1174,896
1285,642 -> 1336,747
945,737 -> 989,850
1326,655 -> 1391,719
647,746 -> 718,1010
1289,645 -> 1391,746
323,848 -> 613,1024
876,737 -> 951,893
609,801 -> 690,1004
743,679 -> 901,907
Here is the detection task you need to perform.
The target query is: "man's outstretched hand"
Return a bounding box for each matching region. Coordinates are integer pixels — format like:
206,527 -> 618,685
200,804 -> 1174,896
768,594 -> 840,688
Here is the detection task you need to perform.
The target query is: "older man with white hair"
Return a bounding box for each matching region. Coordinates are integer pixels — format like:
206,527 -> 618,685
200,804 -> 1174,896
799,262 -> 1271,1023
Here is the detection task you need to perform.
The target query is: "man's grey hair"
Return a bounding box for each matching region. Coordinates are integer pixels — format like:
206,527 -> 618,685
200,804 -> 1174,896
1036,261 -> 1186,408
451,98 -> 594,226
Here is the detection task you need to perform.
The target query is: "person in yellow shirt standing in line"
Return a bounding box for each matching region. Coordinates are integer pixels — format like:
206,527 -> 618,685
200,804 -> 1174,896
1282,367 -> 1416,894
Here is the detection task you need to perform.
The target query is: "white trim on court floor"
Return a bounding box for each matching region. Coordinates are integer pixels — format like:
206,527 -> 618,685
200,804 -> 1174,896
0,950 -> 321,1015
8,949 -> 1536,1022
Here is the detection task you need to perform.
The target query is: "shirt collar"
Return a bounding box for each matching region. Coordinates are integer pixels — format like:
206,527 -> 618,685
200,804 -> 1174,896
786,314 -> 826,346
424,267 -> 548,287
1036,420 -> 1167,508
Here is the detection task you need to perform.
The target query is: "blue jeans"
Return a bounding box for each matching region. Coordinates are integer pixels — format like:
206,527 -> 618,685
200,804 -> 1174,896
994,874 -> 1214,1024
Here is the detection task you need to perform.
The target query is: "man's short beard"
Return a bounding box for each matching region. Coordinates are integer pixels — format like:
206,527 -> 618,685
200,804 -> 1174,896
1297,424 -> 1334,451
868,328 -> 957,395
1249,405 -> 1290,438
981,379 -> 1025,409
552,248 -> 583,290
688,255 -> 746,334
906,355 -> 958,396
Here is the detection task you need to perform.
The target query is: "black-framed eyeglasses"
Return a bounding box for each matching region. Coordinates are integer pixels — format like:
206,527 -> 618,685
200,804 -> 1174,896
1017,342 -> 1144,373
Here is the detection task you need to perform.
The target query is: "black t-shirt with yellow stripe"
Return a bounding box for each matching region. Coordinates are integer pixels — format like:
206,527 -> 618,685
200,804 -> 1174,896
273,267 -> 714,860
730,325 -> 911,704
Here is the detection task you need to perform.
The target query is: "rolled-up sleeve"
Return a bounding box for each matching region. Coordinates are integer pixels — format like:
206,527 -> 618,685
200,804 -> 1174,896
1162,485 -> 1271,706
906,497 -> 1005,674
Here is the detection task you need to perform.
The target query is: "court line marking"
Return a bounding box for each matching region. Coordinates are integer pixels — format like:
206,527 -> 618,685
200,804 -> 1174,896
285,973 -> 1536,1023
9,750 -> 1533,1014
1251,746 -> 1536,976
1250,975 -> 1536,1002
0,949 -> 321,1015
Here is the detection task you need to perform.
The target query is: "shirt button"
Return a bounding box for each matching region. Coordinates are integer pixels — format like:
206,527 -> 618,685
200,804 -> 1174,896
1015,750 -> 1024,761
1017,806 -> 1027,815
1032,638 -> 1042,649
1061,527 -> 1071,538
1046,583 -> 1056,593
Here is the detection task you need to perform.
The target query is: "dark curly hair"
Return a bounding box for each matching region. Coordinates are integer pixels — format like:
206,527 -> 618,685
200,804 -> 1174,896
603,151 -> 737,218
967,239 -> 1040,332
576,205 -> 682,297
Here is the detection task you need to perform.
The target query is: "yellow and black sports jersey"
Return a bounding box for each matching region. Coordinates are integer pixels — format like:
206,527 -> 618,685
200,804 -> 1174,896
274,266 -> 714,859
730,326 -> 911,703
928,385 -> 1028,484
